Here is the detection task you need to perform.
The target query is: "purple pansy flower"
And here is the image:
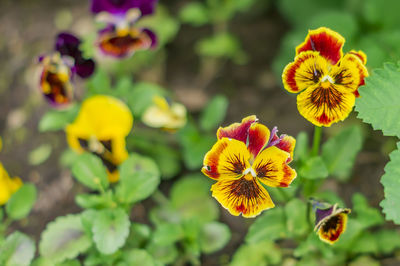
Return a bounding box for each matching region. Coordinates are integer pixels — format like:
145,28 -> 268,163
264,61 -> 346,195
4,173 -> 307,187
38,32 -> 95,107
90,0 -> 158,58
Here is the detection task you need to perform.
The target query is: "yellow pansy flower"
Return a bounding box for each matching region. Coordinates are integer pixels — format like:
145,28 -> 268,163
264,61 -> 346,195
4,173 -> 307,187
66,95 -> 133,183
0,163 -> 23,205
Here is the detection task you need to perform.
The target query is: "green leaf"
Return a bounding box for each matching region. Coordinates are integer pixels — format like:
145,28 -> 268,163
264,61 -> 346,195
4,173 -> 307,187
380,143 -> 400,224
75,191 -> 114,209
349,231 -> 379,255
355,62 -> 400,138
179,2 -> 209,26
199,95 -> 229,131
28,144 -> 52,165
86,69 -> 112,95
147,243 -> 178,265
299,156 -> 328,180
38,105 -> 79,132
348,256 -> 379,266
352,193 -> 384,228
284,199 -> 309,238
152,223 -> 184,246
246,207 -> 287,243
115,153 -> 160,204
376,229 -> 400,255
195,33 -> 247,64
126,223 -> 151,248
231,240 -> 282,266
170,174 -> 219,224
39,214 -> 92,264
92,208 -> 130,255
127,82 -> 166,117
200,222 -> 231,254
0,231 -> 35,266
321,125 -> 363,181
118,249 -> 155,266
294,131 -> 309,161
6,183 -> 37,220
71,153 -> 109,191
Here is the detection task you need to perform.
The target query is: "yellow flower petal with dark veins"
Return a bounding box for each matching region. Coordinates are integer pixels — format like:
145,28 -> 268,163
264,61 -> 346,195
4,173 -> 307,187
317,212 -> 348,244
253,146 -> 296,188
297,83 -> 356,127
282,51 -> 330,93
202,138 -> 251,180
211,174 -> 275,218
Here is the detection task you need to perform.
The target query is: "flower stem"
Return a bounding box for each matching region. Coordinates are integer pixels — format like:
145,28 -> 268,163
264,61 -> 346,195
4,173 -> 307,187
311,126 -> 322,156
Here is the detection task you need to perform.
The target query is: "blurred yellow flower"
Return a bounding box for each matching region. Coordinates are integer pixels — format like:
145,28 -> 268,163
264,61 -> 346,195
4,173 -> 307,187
142,95 -> 187,131
0,163 -> 23,205
66,95 -> 133,182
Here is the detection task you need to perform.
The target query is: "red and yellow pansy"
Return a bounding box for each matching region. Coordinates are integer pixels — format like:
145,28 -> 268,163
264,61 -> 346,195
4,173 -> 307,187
282,27 -> 368,127
202,116 -> 296,218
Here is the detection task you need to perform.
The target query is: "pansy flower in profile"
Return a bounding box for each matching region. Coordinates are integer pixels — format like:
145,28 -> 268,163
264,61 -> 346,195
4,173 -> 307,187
91,0 -> 158,58
39,32 -> 95,107
66,95 -> 133,183
142,95 -> 187,131
202,116 -> 296,218
282,27 -> 368,127
0,163 -> 23,205
313,201 -> 351,244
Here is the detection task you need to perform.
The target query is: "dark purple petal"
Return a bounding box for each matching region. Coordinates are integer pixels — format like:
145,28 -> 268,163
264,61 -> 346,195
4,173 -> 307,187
315,206 -> 335,226
142,28 -> 157,48
55,32 -> 82,59
75,58 -> 96,78
91,0 -> 158,16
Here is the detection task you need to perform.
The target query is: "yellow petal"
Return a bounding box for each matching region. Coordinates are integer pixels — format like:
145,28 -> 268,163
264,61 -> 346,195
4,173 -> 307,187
211,175 -> 275,218
318,212 -> 349,244
253,146 -> 296,188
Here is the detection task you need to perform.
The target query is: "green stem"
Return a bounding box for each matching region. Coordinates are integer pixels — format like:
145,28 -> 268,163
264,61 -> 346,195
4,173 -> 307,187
311,126 -> 322,156
152,190 -> 169,205
306,200 -> 313,231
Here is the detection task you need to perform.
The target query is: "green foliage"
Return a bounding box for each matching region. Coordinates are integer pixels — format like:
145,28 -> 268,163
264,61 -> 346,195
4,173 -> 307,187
246,207 -> 287,243
0,231 -> 35,266
92,208 -> 130,255
39,214 -> 92,264
75,191 -> 115,209
179,2 -> 209,26
117,249 -> 156,266
294,131 -> 309,161
6,183 -> 37,220
380,142 -> 400,224
199,222 -> 231,253
115,153 -> 160,204
321,125 -> 363,181
38,104 -> 79,132
152,223 -> 184,246
284,199 -> 309,238
71,153 -> 109,191
231,240 -> 282,266
299,156 -> 328,180
196,33 -> 247,64
200,95 -> 229,131
28,144 -> 52,165
127,82 -> 166,117
356,63 -> 400,138
86,69 -> 112,96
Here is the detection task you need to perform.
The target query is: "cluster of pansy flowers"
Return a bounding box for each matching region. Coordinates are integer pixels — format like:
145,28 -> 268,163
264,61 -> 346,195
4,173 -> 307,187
282,27 -> 368,127
38,32 -> 95,107
0,137 -> 23,205
91,0 -> 158,58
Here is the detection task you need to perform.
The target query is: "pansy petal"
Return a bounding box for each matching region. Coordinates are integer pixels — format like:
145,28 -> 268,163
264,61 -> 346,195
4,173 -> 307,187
253,146 -> 296,188
248,123 -> 270,159
211,175 -> 274,218
349,50 -> 367,65
217,115 -> 257,143
142,28 -> 157,48
202,138 -> 251,180
75,58 -> 96,78
282,51 -> 330,93
97,27 -> 153,58
55,32 -> 81,59
314,206 -> 335,227
296,27 -> 345,65
275,135 -> 296,162
317,212 -> 349,244
331,53 -> 369,98
91,0 -> 158,16
297,84 -> 356,127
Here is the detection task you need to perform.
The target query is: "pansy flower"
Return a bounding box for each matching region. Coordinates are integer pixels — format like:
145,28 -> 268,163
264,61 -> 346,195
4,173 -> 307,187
202,116 -> 296,218
39,32 -> 95,107
0,163 -> 23,205
66,95 -> 133,183
313,201 -> 351,244
282,27 -> 368,127
142,95 -> 187,131
91,0 -> 158,58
